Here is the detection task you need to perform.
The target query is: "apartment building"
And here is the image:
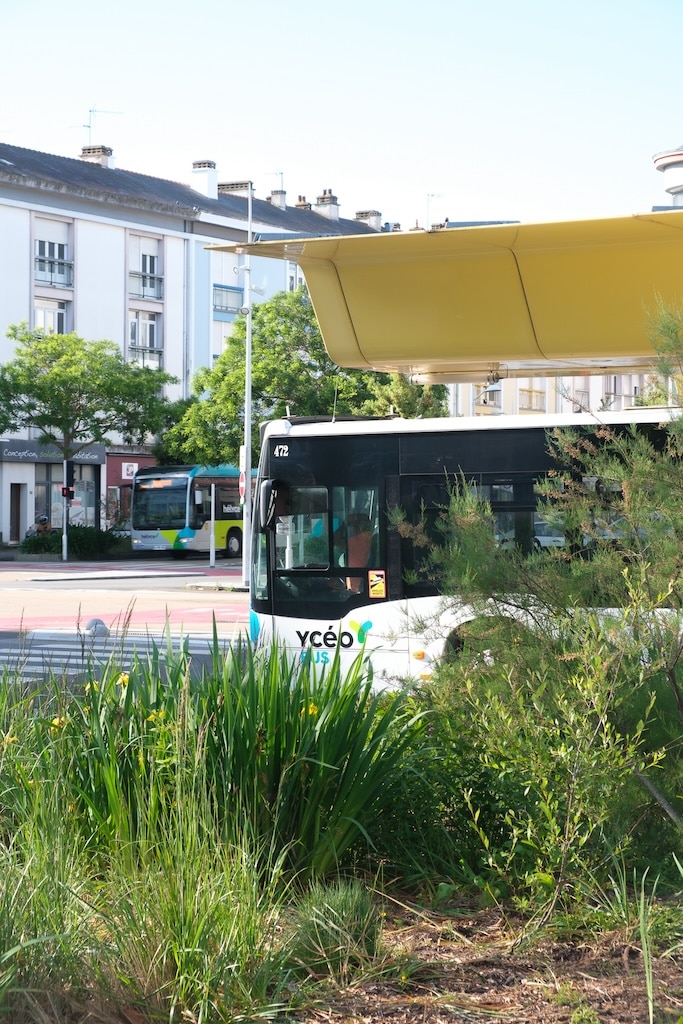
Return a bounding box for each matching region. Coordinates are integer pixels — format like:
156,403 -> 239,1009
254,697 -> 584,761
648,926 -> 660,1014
0,142 -> 379,542
448,147 -> 683,421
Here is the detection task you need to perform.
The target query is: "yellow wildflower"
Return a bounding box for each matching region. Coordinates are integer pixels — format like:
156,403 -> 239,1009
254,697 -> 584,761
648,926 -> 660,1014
116,673 -> 129,688
300,702 -> 319,717
50,716 -> 66,735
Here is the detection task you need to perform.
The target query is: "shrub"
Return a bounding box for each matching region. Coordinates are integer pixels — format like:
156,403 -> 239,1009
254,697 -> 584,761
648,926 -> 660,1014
20,525 -> 121,558
19,530 -> 61,555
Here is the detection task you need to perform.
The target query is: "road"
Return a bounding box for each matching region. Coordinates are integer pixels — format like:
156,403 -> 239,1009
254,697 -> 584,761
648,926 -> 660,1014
0,556 -> 250,682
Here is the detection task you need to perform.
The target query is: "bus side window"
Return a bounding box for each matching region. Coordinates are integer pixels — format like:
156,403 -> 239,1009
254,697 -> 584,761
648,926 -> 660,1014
331,488 -> 380,565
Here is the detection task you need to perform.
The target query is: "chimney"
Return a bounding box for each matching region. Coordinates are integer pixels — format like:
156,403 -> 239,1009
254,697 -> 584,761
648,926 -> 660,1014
267,189 -> 286,210
80,145 -> 114,169
315,188 -> 340,220
218,180 -> 253,194
295,195 -> 312,210
355,209 -> 382,231
192,160 -> 218,200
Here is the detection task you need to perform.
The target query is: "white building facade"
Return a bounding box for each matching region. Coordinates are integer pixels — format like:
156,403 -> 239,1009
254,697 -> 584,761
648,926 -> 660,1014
0,143 -> 378,543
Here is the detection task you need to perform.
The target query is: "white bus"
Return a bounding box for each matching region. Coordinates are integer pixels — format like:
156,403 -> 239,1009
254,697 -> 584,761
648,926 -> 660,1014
131,464 -> 249,557
249,407 -> 673,684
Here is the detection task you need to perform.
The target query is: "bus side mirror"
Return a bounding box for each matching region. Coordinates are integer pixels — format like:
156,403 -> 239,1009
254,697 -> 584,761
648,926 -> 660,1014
260,480 -> 277,530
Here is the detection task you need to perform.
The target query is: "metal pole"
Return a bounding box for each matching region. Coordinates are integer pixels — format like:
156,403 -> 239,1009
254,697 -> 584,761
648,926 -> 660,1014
62,457 -> 68,561
241,182 -> 253,589
209,482 -> 216,568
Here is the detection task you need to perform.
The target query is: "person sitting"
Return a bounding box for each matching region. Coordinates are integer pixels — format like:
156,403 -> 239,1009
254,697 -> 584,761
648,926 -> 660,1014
346,512 -> 373,592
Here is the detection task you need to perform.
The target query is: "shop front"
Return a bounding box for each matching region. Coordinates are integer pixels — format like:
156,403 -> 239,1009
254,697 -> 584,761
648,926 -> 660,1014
0,439 -> 106,544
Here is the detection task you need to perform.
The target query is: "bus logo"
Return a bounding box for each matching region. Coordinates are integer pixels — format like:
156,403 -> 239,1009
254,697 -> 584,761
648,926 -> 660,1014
295,619 -> 373,650
349,620 -> 372,643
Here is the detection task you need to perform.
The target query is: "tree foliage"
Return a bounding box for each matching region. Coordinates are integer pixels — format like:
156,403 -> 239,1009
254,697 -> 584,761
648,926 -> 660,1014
0,325 -> 176,458
399,305 -> 683,908
159,288 -> 448,465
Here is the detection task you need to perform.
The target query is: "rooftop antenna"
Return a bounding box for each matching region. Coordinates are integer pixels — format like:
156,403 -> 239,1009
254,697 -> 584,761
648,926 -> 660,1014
82,105 -> 122,144
426,191 -> 441,229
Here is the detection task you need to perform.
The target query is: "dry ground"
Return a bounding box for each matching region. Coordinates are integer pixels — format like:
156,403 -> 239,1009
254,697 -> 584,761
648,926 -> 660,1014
293,906 -> 683,1024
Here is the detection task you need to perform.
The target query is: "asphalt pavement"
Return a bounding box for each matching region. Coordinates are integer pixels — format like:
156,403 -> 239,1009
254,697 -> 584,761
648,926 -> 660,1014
0,557 -> 250,637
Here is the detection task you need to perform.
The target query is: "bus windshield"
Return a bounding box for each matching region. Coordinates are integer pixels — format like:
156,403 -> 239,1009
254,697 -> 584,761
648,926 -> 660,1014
131,475 -> 188,530
254,476 -> 382,615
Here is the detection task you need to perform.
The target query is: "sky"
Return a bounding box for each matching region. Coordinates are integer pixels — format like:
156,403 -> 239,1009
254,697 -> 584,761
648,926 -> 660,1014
2,0 -> 683,230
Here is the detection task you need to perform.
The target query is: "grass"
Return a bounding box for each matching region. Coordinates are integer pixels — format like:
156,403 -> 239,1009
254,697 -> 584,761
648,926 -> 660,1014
0,637 -> 424,1020
0,634 -> 681,1022
284,877 -> 381,982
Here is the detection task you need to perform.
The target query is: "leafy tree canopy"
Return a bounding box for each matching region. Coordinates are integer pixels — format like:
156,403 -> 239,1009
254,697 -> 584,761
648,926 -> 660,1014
159,288 -> 448,465
0,325 -> 176,459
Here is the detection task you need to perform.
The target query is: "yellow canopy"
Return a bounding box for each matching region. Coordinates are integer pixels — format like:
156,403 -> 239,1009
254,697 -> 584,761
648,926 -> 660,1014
211,210 -> 683,382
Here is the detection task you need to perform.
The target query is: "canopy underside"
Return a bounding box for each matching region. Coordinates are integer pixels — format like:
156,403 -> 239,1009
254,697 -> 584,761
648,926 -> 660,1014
211,211 -> 683,382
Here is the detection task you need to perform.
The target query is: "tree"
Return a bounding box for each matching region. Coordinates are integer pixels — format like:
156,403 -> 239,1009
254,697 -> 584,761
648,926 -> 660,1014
360,371 -> 449,419
398,309 -> 683,907
160,288 -> 448,465
0,325 -> 176,458
0,325 -> 176,558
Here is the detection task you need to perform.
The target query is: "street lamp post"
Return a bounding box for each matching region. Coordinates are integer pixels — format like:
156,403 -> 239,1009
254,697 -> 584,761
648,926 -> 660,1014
241,183 -> 253,589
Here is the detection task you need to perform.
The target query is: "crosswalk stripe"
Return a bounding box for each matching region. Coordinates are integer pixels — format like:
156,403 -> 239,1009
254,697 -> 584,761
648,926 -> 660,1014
0,631 -> 245,682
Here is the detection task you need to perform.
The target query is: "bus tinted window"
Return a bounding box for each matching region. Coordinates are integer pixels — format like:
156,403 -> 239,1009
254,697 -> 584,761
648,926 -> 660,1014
132,477 -> 187,529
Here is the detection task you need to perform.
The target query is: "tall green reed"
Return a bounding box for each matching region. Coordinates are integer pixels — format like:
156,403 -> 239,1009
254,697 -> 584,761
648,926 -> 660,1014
22,635 -> 424,878
84,683 -> 294,1023
0,636 -> 426,1019
200,640 -> 425,878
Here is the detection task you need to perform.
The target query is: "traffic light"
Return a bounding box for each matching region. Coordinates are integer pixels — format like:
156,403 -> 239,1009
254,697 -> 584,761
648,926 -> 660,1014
62,461 -> 75,499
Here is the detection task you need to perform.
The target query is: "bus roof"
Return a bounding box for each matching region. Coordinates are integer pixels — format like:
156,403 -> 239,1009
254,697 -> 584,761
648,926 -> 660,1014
262,405 -> 678,441
134,464 -> 241,478
211,210 -> 683,383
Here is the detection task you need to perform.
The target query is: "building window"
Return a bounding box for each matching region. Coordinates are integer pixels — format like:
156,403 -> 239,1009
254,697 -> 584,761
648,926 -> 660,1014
518,388 -> 546,412
129,253 -> 163,299
34,462 -> 98,528
129,311 -> 162,368
35,239 -> 74,287
128,236 -> 163,299
213,285 -> 244,312
603,374 -> 626,411
35,297 -> 68,334
287,261 -> 303,291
